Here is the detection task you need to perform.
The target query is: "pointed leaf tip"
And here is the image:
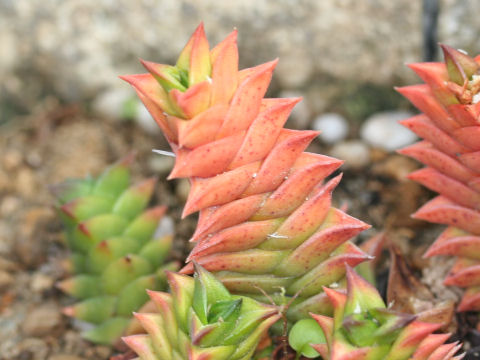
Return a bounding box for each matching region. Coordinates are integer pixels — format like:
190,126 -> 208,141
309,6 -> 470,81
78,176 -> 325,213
187,23 -> 211,86
440,43 -> 479,85
118,74 -> 138,85
140,59 -> 187,92
322,286 -> 346,307
345,265 -> 385,314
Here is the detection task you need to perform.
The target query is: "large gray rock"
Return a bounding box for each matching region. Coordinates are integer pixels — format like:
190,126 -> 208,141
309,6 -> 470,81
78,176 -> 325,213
1,0 -> 479,119
0,1 -> 421,105
439,0 -> 480,54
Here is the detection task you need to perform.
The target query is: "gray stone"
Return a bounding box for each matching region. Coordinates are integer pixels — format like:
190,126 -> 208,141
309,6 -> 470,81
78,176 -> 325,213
91,87 -> 133,120
0,270 -> 14,292
330,140 -> 370,169
275,49 -> 314,89
3,0 -> 480,124
22,303 -> 62,336
0,0 -> 425,109
439,0 -> 480,54
154,216 -> 175,238
30,273 -> 54,293
18,338 -> 49,360
312,113 -> 349,144
49,355 -> 84,360
360,111 -> 416,151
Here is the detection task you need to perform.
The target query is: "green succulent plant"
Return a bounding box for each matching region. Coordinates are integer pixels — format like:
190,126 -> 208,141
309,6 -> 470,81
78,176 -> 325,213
123,263 -> 281,360
53,155 -> 178,345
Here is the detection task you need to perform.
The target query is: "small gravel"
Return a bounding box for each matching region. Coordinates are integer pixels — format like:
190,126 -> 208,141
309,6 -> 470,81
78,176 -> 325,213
330,140 -> 370,169
312,113 -> 349,144
360,111 -> 417,151
22,303 -> 62,337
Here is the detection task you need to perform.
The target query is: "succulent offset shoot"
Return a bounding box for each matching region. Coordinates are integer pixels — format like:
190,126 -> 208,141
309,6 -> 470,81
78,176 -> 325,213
122,264 -> 281,360
303,267 -> 463,360
397,45 -> 480,312
121,23 -> 371,321
53,156 -> 178,345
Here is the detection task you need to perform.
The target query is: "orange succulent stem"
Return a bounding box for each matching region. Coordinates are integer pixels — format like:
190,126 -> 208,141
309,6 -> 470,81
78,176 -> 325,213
122,23 -> 371,322
398,44 -> 480,312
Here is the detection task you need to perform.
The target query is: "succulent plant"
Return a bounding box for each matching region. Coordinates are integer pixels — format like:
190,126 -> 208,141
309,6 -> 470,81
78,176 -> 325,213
121,23 -> 371,322
296,267 -> 463,360
122,263 -> 281,360
397,45 -> 480,312
52,155 -> 178,345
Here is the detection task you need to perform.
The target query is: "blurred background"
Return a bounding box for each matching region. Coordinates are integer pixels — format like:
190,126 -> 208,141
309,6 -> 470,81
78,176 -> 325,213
1,0 -> 480,359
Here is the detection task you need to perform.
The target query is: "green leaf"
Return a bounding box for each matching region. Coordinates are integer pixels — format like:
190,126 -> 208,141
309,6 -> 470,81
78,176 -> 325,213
138,235 -> 173,268
58,274 -> 101,299
101,255 -> 152,295
195,299 -> 243,348
70,214 -> 128,253
52,177 -> 94,204
60,195 -> 114,223
343,267 -> 384,318
92,160 -> 131,198
86,236 -> 140,275
123,207 -> 165,245
82,317 -> 130,345
70,296 -> 116,324
192,264 -> 232,325
142,61 -> 187,92
195,263 -> 231,305
222,296 -> 275,345
168,273 -> 195,334
116,275 -> 159,316
188,344 -> 235,360
112,178 -> 156,219
70,253 -> 86,273
208,299 -> 242,323
192,274 -> 209,324
341,313 -> 379,347
289,318 -> 325,358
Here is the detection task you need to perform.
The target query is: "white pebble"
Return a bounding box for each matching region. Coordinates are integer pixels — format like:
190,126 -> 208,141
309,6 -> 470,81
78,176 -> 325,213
360,111 -> 416,151
312,113 -> 349,144
154,216 -> 175,238
92,87 -> 132,119
330,140 -> 370,169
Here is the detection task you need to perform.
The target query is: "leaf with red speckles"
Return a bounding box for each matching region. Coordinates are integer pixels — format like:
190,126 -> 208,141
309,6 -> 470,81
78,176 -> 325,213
122,24 -> 371,327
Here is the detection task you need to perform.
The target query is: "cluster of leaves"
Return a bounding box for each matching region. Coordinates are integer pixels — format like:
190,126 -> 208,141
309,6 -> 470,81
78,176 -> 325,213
51,24 -> 477,360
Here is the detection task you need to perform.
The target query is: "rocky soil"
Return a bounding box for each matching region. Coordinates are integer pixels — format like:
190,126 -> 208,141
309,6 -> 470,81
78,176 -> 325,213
2,1 -> 480,358
0,100 -> 195,360
2,0 -> 480,126
1,96 -> 476,359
